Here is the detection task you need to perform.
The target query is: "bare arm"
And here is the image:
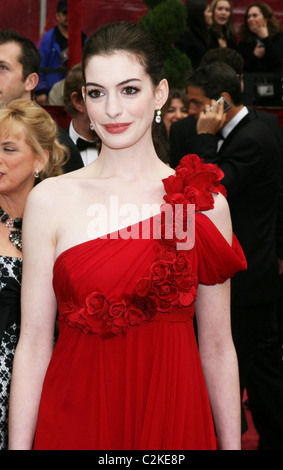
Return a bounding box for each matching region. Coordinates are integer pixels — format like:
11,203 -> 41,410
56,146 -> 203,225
195,194 -> 241,450
8,181 -> 58,450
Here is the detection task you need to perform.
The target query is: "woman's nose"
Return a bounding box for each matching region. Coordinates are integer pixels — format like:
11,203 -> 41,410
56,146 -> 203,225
105,93 -> 122,118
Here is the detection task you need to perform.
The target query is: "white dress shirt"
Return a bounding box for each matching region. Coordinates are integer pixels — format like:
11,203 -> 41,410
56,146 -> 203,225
69,120 -> 98,166
217,106 -> 249,151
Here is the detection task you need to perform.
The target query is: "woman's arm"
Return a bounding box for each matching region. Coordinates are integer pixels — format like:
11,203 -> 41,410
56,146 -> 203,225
8,181 -> 59,450
195,194 -> 241,450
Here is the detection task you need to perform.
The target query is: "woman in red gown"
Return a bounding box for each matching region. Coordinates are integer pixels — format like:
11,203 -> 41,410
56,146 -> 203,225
9,22 -> 246,450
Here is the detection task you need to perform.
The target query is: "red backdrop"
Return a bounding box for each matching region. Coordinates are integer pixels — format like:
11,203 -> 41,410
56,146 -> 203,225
1,0 -> 281,126
0,0 -> 282,46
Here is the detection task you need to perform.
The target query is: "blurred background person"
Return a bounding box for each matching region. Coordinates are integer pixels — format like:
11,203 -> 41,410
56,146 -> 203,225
238,2 -> 283,73
200,47 -> 245,92
209,0 -> 237,49
161,88 -> 189,136
48,77 -> 65,106
0,29 -> 82,173
0,30 -> 41,107
36,0 -> 87,105
63,62 -> 99,166
175,0 -> 213,69
0,98 -> 67,450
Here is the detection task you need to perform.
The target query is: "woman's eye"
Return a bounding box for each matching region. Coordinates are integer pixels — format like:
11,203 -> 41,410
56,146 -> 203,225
87,89 -> 104,99
122,86 -> 139,96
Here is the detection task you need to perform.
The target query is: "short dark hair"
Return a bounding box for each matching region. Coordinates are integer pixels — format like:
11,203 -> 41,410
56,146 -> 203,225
240,2 -> 282,40
187,61 -> 242,105
0,30 -> 41,81
64,63 -> 83,116
201,48 -> 244,76
57,0 -> 67,13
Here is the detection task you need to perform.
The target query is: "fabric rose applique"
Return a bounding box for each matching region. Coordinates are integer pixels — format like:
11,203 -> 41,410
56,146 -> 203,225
62,154 -> 226,337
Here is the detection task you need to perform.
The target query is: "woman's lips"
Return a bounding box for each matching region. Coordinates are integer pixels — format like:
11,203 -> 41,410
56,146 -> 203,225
103,123 -> 132,134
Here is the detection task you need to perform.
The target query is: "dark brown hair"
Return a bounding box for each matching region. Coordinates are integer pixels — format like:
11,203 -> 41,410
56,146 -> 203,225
82,21 -> 165,87
239,2 -> 282,41
82,21 -> 169,162
63,63 -> 83,116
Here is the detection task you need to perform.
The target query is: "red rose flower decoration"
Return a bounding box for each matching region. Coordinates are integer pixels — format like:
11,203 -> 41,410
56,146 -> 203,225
61,154 -> 226,337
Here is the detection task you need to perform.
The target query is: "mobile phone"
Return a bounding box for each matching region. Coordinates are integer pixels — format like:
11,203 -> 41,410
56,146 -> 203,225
216,96 -> 231,113
210,96 -> 231,113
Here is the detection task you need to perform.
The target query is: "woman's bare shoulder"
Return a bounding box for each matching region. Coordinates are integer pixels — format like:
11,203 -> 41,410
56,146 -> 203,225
25,175 -> 79,217
201,192 -> 232,244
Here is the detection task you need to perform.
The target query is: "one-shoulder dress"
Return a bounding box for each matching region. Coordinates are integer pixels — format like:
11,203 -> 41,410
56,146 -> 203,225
33,155 -> 247,450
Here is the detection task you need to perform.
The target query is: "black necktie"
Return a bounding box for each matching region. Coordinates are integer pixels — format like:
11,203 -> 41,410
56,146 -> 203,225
216,131 -> 224,140
76,138 -> 97,151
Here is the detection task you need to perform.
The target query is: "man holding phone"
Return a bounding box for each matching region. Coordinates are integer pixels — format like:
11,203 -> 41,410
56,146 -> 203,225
169,62 -> 245,168
170,61 -> 283,450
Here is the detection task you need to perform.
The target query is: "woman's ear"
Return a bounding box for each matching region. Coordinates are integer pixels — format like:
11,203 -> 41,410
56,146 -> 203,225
155,79 -> 169,111
35,149 -> 49,174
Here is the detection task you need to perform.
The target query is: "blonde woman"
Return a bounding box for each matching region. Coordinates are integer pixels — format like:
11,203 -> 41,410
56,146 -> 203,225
0,99 -> 66,449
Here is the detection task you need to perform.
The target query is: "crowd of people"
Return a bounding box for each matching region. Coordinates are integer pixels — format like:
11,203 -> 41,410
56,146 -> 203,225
176,1 -> 283,74
0,0 -> 283,451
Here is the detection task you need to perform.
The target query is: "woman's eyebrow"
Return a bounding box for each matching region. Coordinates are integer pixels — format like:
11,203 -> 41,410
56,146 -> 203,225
85,78 -> 142,88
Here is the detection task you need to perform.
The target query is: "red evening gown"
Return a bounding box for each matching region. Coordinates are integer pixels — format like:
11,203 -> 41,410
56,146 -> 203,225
33,155 -> 246,450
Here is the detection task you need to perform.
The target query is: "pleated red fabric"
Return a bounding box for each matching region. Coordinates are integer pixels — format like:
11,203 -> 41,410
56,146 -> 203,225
33,155 -> 247,450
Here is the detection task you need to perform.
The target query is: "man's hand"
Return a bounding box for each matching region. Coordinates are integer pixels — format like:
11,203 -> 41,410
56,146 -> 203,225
197,98 -> 227,135
250,17 -> 268,39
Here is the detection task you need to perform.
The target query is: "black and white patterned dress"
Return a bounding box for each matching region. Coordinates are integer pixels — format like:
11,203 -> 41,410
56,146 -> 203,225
0,256 -> 22,450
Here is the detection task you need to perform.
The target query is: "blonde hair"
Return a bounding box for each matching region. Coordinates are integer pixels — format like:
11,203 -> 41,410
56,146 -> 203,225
0,99 -> 68,179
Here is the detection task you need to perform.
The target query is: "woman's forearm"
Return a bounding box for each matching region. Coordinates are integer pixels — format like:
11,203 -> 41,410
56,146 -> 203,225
8,338 -> 53,450
200,344 -> 241,450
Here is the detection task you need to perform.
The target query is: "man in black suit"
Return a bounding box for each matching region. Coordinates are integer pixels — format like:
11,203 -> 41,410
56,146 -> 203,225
62,62 -> 99,169
175,61 -> 283,449
170,48 -> 283,168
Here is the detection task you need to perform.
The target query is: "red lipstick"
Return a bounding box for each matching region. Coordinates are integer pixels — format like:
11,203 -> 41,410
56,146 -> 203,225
103,123 -> 131,134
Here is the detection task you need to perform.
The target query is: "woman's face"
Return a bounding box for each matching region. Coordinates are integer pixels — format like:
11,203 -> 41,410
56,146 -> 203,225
0,125 -> 39,195
246,6 -> 266,33
162,98 -> 188,135
204,5 -> 213,26
213,0 -> 232,26
83,52 -> 168,151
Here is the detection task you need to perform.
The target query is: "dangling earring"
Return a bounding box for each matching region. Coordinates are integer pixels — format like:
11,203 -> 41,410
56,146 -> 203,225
155,110 -> 162,124
34,169 -> 39,178
90,122 -> 94,131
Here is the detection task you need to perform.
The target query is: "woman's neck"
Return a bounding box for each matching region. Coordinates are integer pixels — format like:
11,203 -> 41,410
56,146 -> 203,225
0,192 -> 28,219
94,140 -> 167,182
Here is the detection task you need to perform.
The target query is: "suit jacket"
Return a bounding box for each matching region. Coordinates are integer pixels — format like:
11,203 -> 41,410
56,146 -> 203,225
57,126 -> 84,173
181,108 -> 282,306
169,115 -> 197,169
169,109 -> 283,169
